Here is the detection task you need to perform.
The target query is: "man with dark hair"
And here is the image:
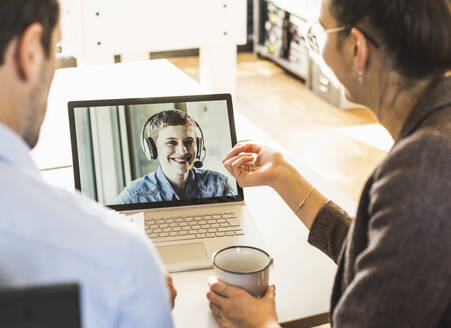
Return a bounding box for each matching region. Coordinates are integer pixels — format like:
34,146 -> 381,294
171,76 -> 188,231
0,1 -> 175,327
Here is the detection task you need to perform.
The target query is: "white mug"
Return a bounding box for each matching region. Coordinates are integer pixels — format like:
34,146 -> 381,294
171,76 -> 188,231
212,246 -> 273,297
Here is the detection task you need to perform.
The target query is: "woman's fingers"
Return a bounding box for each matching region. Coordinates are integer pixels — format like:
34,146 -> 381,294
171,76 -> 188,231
208,277 -> 249,298
209,301 -> 237,328
230,155 -> 255,177
231,154 -> 254,167
206,288 -> 228,309
264,285 -> 276,299
223,154 -> 253,175
223,143 -> 261,163
209,301 -> 220,314
208,277 -> 233,297
223,145 -> 248,163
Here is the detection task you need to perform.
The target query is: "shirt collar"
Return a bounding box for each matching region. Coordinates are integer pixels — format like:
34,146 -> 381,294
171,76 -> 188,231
156,166 -> 196,200
398,76 -> 451,141
184,169 -> 197,197
0,123 -> 40,176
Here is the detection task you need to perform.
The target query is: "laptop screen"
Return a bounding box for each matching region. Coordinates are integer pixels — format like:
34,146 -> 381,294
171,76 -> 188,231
68,94 -> 243,211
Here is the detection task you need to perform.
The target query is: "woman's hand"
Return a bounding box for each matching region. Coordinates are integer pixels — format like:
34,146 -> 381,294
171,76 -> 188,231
223,143 -> 285,189
206,277 -> 280,328
166,273 -> 177,309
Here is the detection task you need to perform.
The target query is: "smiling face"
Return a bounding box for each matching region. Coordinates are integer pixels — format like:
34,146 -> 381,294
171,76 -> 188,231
155,124 -> 198,177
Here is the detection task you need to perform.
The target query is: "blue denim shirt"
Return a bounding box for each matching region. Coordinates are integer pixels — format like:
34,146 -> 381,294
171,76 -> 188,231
116,166 -> 235,204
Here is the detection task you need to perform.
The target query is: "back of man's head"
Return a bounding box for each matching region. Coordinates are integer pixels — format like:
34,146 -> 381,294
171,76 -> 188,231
0,0 -> 60,65
0,0 -> 60,149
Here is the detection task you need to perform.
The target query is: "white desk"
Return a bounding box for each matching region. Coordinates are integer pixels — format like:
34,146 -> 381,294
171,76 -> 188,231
33,60 -> 202,170
35,60 -> 356,327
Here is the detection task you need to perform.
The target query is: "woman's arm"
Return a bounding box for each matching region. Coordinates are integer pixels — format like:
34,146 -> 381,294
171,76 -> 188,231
224,144 -> 326,228
269,159 -> 328,230
223,143 -> 351,262
267,157 -> 352,262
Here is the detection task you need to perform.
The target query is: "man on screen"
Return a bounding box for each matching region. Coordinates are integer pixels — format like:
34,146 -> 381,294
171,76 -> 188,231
116,110 -> 234,204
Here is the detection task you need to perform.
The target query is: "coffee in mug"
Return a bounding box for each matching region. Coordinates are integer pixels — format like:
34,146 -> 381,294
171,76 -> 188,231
212,246 -> 273,297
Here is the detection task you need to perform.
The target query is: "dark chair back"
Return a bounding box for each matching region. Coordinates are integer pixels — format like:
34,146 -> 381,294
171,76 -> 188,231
0,283 -> 81,328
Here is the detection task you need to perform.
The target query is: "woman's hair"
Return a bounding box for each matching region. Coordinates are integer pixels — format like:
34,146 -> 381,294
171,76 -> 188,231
330,0 -> 451,80
147,110 -> 196,140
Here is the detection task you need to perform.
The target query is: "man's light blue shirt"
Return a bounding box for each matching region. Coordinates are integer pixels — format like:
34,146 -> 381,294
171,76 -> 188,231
116,166 -> 234,204
0,123 -> 173,328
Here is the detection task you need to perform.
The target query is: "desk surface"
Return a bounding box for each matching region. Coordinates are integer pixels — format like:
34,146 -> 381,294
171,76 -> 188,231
37,60 -> 356,327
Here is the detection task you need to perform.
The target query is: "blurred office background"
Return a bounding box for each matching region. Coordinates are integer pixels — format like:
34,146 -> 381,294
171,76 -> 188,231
57,0 -> 392,207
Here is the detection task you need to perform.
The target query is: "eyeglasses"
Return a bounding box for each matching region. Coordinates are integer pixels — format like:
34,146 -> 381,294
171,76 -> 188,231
306,22 -> 347,54
306,22 -> 380,54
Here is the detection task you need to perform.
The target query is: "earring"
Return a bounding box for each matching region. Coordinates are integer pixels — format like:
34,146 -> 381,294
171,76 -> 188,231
358,71 -> 364,83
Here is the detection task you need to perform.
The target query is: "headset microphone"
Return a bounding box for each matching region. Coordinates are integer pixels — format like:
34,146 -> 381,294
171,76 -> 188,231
178,153 -> 203,168
193,160 -> 203,168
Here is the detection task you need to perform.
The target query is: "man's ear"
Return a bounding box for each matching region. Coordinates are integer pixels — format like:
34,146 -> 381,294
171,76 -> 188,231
350,27 -> 369,73
15,23 -> 44,82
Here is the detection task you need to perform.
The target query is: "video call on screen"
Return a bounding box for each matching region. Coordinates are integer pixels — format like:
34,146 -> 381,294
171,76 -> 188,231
73,100 -> 238,206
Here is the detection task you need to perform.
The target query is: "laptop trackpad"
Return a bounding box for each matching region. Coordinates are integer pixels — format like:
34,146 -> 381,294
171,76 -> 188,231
156,243 -> 213,273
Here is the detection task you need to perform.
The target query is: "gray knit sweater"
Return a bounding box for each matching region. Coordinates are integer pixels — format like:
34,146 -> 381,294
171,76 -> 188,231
308,76 -> 451,327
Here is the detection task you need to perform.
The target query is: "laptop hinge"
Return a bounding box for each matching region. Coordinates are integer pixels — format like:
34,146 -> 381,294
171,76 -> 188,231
121,200 -> 246,215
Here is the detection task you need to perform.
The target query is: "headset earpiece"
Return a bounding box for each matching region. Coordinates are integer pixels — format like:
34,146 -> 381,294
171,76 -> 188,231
145,137 -> 158,160
141,113 -> 159,161
196,137 -> 201,159
193,136 -> 205,168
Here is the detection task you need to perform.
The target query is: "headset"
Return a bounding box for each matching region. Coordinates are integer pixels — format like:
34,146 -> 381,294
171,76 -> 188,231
140,112 -> 207,168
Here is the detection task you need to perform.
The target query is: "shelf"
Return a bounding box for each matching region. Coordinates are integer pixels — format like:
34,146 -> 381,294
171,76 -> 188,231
256,45 -> 308,81
268,0 -> 320,21
255,0 -> 358,109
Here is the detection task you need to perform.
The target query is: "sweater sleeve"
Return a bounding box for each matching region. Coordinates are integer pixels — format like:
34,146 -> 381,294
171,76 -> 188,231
308,201 -> 352,263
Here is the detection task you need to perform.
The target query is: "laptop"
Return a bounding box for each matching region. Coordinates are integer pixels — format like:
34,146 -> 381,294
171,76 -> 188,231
68,94 -> 266,272
0,283 -> 81,328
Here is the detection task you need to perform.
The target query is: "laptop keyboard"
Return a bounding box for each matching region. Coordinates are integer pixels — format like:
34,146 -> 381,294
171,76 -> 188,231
145,211 -> 244,243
